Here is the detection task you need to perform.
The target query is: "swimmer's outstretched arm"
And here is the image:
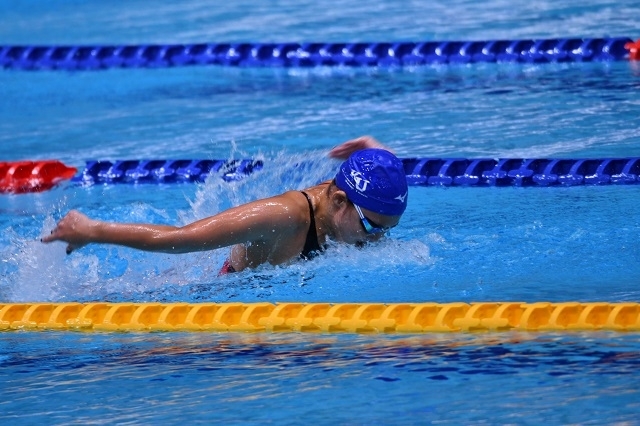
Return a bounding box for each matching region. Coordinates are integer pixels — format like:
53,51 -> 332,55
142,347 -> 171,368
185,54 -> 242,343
42,197 -> 300,255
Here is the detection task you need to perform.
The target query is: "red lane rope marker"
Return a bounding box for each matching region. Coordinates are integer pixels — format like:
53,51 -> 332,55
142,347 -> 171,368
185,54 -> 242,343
0,161 -> 77,194
626,39 -> 640,60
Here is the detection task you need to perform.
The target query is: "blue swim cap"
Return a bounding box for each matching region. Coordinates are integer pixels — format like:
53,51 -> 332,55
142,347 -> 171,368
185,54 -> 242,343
335,149 -> 408,216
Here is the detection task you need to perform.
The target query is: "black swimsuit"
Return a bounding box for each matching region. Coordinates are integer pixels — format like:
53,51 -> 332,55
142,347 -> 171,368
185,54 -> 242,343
219,191 -> 323,274
300,191 -> 323,259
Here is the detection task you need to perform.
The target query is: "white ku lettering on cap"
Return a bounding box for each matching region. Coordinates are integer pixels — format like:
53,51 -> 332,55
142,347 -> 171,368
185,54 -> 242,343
350,170 -> 370,192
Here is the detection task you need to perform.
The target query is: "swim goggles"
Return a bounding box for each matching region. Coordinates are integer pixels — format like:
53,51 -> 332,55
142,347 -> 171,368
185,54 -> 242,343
353,203 -> 391,235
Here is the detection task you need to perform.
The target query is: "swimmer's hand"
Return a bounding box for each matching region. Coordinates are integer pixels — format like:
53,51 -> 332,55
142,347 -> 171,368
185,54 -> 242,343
41,210 -> 95,254
328,135 -> 390,160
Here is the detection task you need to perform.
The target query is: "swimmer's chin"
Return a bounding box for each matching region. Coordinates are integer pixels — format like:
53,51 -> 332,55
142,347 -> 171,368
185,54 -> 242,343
355,241 -> 366,248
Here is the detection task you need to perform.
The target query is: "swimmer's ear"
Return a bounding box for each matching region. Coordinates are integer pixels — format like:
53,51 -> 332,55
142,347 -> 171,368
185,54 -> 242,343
331,190 -> 349,210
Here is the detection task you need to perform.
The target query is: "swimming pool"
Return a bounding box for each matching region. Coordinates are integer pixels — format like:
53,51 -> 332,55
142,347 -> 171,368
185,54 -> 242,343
1,0 -> 640,423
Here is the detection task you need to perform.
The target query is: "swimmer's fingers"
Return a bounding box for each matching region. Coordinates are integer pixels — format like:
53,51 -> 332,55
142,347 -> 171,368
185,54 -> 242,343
41,227 -> 61,243
42,230 -> 86,254
41,215 -> 71,244
66,243 -> 82,255
40,228 -> 79,254
328,135 -> 389,159
41,226 -> 76,254
40,210 -> 91,254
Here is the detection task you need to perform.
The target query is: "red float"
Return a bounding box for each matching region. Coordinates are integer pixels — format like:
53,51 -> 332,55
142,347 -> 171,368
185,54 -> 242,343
626,39 -> 640,60
0,160 -> 77,194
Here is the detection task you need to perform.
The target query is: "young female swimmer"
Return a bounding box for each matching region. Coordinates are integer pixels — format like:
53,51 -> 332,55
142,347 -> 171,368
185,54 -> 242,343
42,136 -> 409,274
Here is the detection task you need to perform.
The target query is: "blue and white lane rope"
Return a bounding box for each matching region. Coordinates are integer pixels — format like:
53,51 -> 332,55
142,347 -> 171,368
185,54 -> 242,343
1,37 -> 637,70
75,157 -> 640,187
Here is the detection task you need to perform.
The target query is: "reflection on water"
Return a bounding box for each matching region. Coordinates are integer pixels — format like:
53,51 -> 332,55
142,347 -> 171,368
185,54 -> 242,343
5,332 -> 639,378
1,331 -> 639,423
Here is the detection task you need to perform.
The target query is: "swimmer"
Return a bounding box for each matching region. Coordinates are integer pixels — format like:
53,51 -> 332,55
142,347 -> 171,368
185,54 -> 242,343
42,136 -> 408,273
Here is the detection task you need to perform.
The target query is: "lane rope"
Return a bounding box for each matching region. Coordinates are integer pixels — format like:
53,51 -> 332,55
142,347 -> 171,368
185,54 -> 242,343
2,157 -> 640,193
1,302 -> 639,333
1,37 -> 637,70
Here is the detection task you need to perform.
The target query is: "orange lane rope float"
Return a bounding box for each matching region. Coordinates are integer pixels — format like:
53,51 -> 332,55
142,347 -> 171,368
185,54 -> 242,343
1,302 -> 639,333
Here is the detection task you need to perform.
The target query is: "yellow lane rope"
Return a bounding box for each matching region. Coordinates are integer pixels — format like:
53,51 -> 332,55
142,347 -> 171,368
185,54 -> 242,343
1,302 -> 639,333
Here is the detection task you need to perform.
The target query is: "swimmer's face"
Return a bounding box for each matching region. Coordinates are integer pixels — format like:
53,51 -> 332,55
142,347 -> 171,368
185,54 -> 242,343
337,201 -> 401,245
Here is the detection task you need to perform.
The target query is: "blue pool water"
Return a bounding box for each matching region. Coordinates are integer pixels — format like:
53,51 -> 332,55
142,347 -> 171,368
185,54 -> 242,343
1,0 -> 640,423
